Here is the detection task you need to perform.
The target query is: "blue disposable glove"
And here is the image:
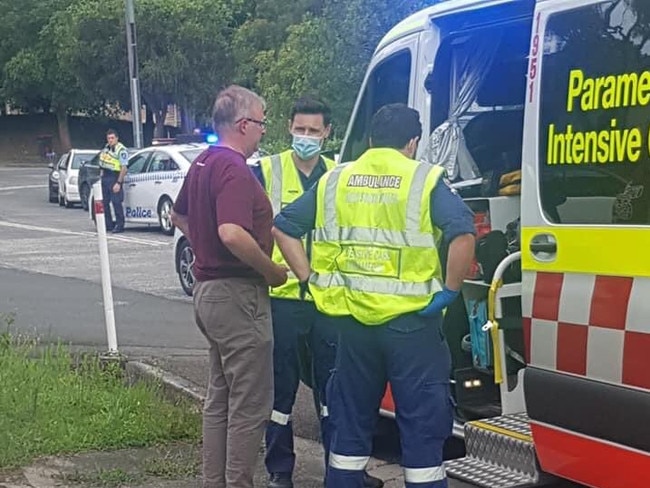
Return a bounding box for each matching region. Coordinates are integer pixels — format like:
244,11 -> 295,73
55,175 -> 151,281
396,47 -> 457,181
418,286 -> 460,317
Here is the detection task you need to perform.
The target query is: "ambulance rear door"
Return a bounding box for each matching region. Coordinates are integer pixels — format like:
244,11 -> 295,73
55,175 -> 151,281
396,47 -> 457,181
521,0 -> 650,486
339,30 -> 426,164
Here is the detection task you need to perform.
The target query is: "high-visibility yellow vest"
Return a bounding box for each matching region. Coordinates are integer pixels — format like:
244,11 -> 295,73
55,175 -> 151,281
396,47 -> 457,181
260,150 -> 336,300
99,142 -> 127,172
310,148 -> 445,325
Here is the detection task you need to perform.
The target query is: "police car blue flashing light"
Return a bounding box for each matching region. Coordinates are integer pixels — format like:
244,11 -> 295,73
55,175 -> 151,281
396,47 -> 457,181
205,133 -> 218,144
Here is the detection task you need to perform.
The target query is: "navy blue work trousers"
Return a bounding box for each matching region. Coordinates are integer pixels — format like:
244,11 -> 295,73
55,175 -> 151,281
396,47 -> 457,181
101,171 -> 124,230
265,298 -> 338,475
326,313 -> 453,488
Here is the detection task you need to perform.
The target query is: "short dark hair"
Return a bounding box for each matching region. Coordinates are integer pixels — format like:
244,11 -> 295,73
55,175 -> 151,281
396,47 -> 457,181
290,96 -> 332,127
106,129 -> 118,137
370,104 -> 422,149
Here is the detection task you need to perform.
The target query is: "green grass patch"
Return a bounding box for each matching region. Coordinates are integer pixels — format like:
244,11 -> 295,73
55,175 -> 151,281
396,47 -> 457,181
0,329 -> 201,469
143,451 -> 200,479
59,468 -> 145,488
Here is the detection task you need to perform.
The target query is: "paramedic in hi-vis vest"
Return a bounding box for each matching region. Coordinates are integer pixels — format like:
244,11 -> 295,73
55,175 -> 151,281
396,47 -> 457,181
251,96 -> 383,488
272,103 -> 476,488
98,129 -> 129,233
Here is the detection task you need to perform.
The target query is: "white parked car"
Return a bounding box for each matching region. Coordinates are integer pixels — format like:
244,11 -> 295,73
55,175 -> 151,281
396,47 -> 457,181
89,143 -> 207,235
58,149 -> 99,208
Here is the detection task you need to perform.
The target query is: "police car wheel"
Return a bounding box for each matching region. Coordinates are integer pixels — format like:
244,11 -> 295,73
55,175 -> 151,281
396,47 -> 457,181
177,239 -> 195,296
158,197 -> 175,236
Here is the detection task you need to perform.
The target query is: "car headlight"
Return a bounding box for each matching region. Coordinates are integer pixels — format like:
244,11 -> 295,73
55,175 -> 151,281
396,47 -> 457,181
70,176 -> 78,186
51,172 -> 60,181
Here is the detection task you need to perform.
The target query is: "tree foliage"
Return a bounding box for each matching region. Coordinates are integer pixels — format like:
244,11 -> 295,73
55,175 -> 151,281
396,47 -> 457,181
1,0 -> 439,149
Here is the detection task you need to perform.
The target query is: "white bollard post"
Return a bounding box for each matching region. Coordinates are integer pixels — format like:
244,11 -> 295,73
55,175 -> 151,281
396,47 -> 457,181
93,181 -> 119,355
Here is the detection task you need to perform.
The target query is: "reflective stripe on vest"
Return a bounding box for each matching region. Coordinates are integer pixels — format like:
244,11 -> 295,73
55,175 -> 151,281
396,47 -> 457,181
314,159 -> 437,248
310,148 -> 444,325
269,153 -> 283,216
259,151 -> 336,300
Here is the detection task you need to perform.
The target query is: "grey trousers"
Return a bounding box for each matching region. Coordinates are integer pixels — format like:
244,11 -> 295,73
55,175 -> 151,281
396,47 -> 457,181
193,278 -> 274,488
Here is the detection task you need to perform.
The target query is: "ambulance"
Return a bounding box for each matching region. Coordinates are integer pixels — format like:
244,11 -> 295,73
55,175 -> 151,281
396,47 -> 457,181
337,0 -> 650,486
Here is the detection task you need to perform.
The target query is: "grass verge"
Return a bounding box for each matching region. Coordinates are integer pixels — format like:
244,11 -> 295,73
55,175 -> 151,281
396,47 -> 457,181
0,327 -> 201,469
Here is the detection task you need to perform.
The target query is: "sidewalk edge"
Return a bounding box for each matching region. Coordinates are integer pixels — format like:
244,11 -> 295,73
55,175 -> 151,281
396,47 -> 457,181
126,360 -> 207,405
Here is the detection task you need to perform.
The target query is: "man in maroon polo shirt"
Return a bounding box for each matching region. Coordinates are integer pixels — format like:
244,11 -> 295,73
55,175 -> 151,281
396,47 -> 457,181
171,85 -> 288,488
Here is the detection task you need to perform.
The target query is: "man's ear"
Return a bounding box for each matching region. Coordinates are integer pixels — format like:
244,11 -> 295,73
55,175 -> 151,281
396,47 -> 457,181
405,137 -> 419,158
323,124 -> 332,139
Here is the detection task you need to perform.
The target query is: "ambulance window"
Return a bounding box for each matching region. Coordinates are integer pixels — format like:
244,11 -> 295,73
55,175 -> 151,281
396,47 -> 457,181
342,49 -> 412,162
539,1 -> 650,225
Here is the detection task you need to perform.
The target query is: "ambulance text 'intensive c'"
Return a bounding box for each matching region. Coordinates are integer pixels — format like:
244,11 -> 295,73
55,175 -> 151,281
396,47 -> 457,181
546,69 -> 650,166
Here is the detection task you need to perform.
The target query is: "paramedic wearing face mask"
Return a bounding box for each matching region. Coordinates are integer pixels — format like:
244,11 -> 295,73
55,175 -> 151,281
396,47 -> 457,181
250,96 -> 383,488
272,104 -> 476,488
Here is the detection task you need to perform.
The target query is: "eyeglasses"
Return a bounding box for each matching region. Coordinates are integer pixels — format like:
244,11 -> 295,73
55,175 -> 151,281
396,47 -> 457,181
236,117 -> 267,129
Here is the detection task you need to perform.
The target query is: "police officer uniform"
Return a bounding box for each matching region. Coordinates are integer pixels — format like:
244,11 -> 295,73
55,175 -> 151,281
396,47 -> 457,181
252,150 -> 338,487
273,146 -> 476,488
98,142 -> 128,232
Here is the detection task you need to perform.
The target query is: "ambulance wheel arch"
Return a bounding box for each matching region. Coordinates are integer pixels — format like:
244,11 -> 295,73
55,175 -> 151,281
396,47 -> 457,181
157,196 -> 175,236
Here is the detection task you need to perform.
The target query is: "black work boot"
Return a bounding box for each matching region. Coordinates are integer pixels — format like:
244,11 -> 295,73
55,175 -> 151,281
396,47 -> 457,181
268,472 -> 293,488
363,471 -> 384,488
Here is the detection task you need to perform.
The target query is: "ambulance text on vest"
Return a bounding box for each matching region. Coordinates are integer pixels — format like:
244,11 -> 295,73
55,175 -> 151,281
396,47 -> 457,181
347,174 -> 402,189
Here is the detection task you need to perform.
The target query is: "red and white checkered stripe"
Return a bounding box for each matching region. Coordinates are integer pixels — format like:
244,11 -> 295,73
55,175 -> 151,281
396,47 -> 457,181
522,272 -> 650,391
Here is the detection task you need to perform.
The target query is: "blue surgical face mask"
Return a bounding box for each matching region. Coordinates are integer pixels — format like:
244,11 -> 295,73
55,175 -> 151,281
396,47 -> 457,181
291,134 -> 322,161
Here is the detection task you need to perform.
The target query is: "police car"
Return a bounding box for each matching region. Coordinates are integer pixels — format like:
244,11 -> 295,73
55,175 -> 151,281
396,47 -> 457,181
88,142 -> 207,235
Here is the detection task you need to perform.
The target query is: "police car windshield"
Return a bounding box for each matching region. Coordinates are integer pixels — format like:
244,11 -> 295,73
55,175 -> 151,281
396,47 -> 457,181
181,149 -> 203,164
72,152 -> 97,169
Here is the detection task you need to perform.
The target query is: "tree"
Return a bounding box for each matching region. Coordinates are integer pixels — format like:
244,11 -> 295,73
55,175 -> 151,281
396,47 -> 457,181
58,0 -> 239,138
0,0 -> 90,150
254,0 -> 435,150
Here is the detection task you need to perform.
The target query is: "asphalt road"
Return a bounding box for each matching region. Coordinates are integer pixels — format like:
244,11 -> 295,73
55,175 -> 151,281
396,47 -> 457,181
0,165 -> 581,488
0,165 -> 360,450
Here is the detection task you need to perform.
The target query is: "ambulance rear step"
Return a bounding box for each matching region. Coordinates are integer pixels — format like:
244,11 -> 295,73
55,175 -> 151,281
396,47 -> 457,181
445,413 -> 558,487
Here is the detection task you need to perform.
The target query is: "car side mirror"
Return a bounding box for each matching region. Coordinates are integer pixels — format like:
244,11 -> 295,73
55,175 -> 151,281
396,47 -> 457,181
48,162 -> 54,169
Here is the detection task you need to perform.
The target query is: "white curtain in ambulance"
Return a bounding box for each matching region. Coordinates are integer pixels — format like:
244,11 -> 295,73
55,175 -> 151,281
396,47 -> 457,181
426,34 -> 501,181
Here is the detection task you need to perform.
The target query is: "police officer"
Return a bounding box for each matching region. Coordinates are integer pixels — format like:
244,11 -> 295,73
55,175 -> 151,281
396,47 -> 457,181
272,103 -> 476,488
99,129 -> 129,233
251,96 -> 383,488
